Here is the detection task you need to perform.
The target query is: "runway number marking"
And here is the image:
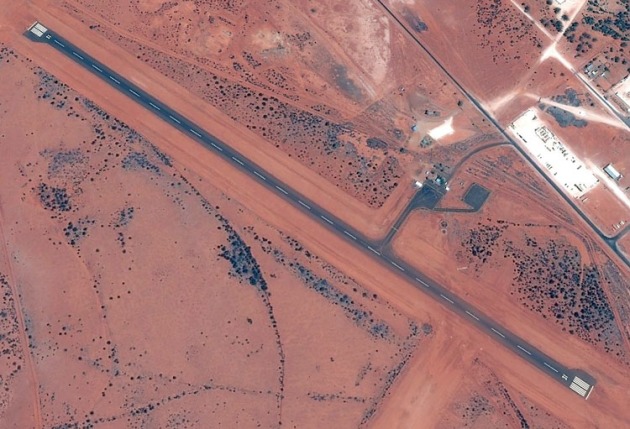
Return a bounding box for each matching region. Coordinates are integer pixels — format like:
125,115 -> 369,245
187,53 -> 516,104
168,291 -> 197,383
544,362 -> 559,373
298,201 -> 311,210
91,64 -> 103,72
491,328 -> 505,338
466,310 -> 480,321
517,345 -> 532,355
253,171 -> 266,181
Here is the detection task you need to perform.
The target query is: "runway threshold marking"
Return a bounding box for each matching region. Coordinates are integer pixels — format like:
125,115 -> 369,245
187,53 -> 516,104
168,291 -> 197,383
367,246 -> 380,256
275,185 -> 288,195
298,200 -> 311,210
517,345 -> 532,355
253,171 -> 266,180
72,51 -> 84,60
344,231 -> 357,240
544,362 -> 559,373
440,294 -> 454,304
390,261 -> 405,271
466,310 -> 480,321
91,64 -> 103,72
232,156 -> 245,166
491,328 -> 506,338
129,89 -> 141,97
320,215 -> 334,225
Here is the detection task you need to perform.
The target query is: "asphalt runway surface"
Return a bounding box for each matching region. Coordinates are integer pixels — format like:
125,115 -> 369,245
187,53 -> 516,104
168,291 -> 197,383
27,23 -> 596,399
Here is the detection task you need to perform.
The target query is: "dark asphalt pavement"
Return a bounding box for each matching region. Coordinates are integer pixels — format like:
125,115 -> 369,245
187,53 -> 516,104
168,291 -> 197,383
26,23 -> 596,399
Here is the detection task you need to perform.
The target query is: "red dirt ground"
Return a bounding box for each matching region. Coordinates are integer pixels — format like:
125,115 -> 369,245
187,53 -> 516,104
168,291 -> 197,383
0,0 -> 629,428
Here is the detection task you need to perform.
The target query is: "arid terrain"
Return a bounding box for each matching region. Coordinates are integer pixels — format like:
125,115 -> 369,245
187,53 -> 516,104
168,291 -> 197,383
0,0 -> 629,428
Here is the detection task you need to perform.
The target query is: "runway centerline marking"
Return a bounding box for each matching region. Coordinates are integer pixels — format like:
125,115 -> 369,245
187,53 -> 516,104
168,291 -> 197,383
440,294 -> 454,304
390,261 -> 405,271
517,345 -> 532,355
298,200 -> 311,210
275,185 -> 288,195
367,246 -> 380,256
210,143 -> 223,151
232,156 -> 245,166
129,89 -> 141,97
320,215 -> 334,225
466,310 -> 480,321
53,39 -> 65,47
109,76 -> 121,84
544,362 -> 559,373
169,115 -> 181,124
253,171 -> 266,181
491,328 -> 505,338
344,231 -> 357,240
190,129 -> 202,137
91,64 -> 103,72
149,102 -> 161,111
415,277 -> 430,288
72,51 -> 84,60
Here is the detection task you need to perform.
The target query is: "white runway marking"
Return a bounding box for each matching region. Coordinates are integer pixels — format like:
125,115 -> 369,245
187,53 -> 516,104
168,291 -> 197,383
491,328 -> 505,338
320,215 -> 334,225
298,201 -> 311,210
53,40 -> 65,47
415,277 -> 430,288
368,246 -> 380,256
344,231 -> 357,240
169,115 -> 181,124
129,89 -> 141,97
72,51 -> 84,60
390,261 -> 405,271
149,102 -> 161,110
517,345 -> 532,355
544,362 -> 559,373
440,294 -> 454,304
109,76 -> 120,84
254,171 -> 266,180
211,143 -> 223,151
190,129 -> 202,137
91,64 -> 103,72
466,311 -> 479,321
232,156 -> 244,166
275,185 -> 288,195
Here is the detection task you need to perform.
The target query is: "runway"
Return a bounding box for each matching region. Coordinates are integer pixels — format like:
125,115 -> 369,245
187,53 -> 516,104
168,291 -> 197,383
26,22 -> 596,399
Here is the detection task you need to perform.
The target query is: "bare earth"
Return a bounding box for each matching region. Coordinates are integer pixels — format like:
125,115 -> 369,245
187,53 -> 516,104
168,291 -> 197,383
0,0 -> 629,428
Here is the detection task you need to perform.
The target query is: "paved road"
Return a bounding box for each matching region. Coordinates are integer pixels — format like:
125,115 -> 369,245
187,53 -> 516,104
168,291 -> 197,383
26,23 -> 596,399
374,1 -> 629,269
